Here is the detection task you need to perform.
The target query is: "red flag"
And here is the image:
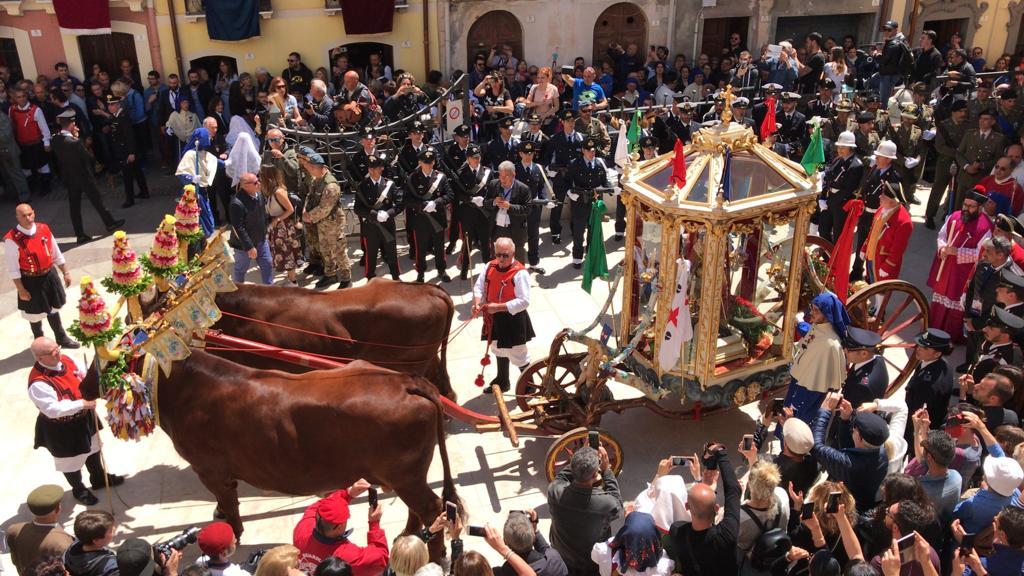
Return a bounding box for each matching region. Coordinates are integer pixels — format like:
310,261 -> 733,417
53,0 -> 110,35
340,0 -> 396,34
671,138 -> 687,188
759,96 -> 777,142
825,198 -> 864,303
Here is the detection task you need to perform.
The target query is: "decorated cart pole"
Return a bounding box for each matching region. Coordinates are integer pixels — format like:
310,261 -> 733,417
174,185 -> 205,262
102,231 -> 152,321
141,215 -> 186,291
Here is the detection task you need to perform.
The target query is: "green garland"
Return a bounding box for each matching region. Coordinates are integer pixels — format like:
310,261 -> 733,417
98,352 -> 129,395
100,274 -> 153,298
140,254 -> 189,278
68,317 -> 124,347
176,229 -> 205,245
729,296 -> 771,347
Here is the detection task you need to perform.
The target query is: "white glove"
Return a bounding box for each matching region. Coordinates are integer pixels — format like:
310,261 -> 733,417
424,200 -> 437,213
611,187 -> 622,196
165,127 -> 173,136
376,211 -> 389,223
818,199 -> 828,210
547,168 -> 558,177
922,129 -> 936,141
471,196 -> 484,207
950,163 -> 958,176
904,156 -> 920,169
546,201 -> 556,209
567,192 -> 580,202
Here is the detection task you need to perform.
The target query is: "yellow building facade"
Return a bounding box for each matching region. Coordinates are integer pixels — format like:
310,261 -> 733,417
153,0 -> 441,82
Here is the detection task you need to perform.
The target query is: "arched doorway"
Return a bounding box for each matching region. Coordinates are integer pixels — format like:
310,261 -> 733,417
466,10 -> 523,69
328,42 -> 395,80
592,3 -> 648,68
189,55 -> 239,86
79,33 -> 140,86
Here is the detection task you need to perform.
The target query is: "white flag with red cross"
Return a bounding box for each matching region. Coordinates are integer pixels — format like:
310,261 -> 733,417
658,258 -> 693,370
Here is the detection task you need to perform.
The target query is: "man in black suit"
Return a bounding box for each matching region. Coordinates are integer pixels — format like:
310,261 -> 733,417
185,69 -> 214,120
772,92 -> 806,159
819,131 -> 865,243
484,117 -> 520,171
456,144 -> 493,279
50,110 -> 123,243
973,306 -> 1024,383
156,73 -> 185,167
444,124 -> 473,254
566,138 -> 612,268
842,327 -> 889,410
544,110 -> 584,244
107,95 -> 149,208
353,154 -> 402,281
515,140 -> 548,273
485,160 -> 531,264
963,236 -> 1019,369
903,329 -> 954,445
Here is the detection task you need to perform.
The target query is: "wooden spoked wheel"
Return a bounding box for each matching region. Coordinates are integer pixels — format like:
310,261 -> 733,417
514,353 -> 587,413
846,280 -> 929,396
544,427 -> 624,482
804,235 -> 834,290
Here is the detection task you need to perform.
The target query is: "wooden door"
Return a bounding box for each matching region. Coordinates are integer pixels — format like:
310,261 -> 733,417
78,33 -> 139,81
923,18 -> 967,52
593,2 -> 648,67
701,17 -> 749,59
466,11 -> 523,69
0,38 -> 23,82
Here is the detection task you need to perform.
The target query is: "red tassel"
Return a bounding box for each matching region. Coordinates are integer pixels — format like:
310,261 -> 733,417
480,355 -> 491,366
474,374 -> 485,387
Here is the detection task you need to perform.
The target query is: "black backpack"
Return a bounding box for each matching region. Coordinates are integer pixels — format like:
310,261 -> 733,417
743,503 -> 792,571
897,42 -> 915,77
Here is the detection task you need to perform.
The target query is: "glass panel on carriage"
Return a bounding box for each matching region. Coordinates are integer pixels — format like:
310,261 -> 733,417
716,216 -> 789,373
723,153 -> 791,202
639,155 -> 708,204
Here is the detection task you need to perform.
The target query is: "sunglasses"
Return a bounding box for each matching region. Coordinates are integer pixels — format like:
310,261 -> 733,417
269,137 -> 283,142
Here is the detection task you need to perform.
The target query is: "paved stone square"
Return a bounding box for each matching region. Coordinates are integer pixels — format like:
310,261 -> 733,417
0,173 -> 952,569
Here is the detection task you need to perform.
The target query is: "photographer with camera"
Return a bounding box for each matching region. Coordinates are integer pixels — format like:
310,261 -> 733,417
812,393 -> 890,513
195,522 -> 250,576
666,442 -> 741,576
546,445 -> 623,576
292,479 -> 388,576
494,510 -> 566,576
301,80 -> 333,132
118,538 -> 183,576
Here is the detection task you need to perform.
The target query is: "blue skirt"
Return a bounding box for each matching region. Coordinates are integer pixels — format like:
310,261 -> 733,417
783,378 -> 825,425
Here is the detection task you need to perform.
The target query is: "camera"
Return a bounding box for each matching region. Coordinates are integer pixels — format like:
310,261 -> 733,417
702,442 -> 725,470
153,527 -> 201,560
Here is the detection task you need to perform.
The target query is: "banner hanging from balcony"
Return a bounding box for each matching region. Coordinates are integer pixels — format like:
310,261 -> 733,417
340,0 -> 396,34
206,0 -> 261,41
53,0 -> 111,35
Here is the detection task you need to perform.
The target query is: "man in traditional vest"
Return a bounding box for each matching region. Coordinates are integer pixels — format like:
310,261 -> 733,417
28,337 -> 124,505
9,88 -> 52,197
5,204 -> 79,347
473,237 -> 535,392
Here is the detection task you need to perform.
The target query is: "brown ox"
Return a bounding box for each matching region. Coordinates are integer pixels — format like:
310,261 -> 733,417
146,279 -> 456,400
80,352 -> 457,558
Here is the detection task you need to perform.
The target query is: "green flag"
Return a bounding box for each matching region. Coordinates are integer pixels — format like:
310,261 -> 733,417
582,199 -> 609,293
626,109 -> 641,153
800,122 -> 825,176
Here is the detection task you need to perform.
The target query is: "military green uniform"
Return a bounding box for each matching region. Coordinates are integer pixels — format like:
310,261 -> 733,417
304,172 -> 352,283
891,122 -> 923,203
955,129 -> 1009,204
928,117 -> 968,221
300,167 -> 321,267
574,117 -> 611,158
854,128 -> 880,161
968,97 -> 995,124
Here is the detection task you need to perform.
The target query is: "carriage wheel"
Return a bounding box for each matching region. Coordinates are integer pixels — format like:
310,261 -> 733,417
544,427 -> 624,483
804,235 -> 834,293
846,280 -> 929,396
514,353 -> 587,413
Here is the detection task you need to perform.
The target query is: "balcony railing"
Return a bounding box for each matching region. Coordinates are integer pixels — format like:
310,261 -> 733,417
324,0 -> 409,9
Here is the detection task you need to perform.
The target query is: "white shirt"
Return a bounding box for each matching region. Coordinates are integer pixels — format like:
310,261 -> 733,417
4,223 -> 66,280
13,102 -> 51,146
195,558 -> 252,576
473,266 -> 530,315
28,357 -> 87,419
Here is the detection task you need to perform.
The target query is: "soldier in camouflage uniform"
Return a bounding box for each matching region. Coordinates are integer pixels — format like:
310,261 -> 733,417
955,108 -> 1008,206
295,146 -> 322,276
890,105 -> 924,205
300,149 -> 352,289
927,100 -> 969,229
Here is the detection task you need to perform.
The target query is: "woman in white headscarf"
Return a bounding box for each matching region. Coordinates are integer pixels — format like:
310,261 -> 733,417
633,458 -> 693,533
225,131 -> 261,188
226,114 -> 258,150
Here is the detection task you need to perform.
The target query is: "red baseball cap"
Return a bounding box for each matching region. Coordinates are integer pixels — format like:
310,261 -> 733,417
317,492 -> 351,525
197,522 -> 235,556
